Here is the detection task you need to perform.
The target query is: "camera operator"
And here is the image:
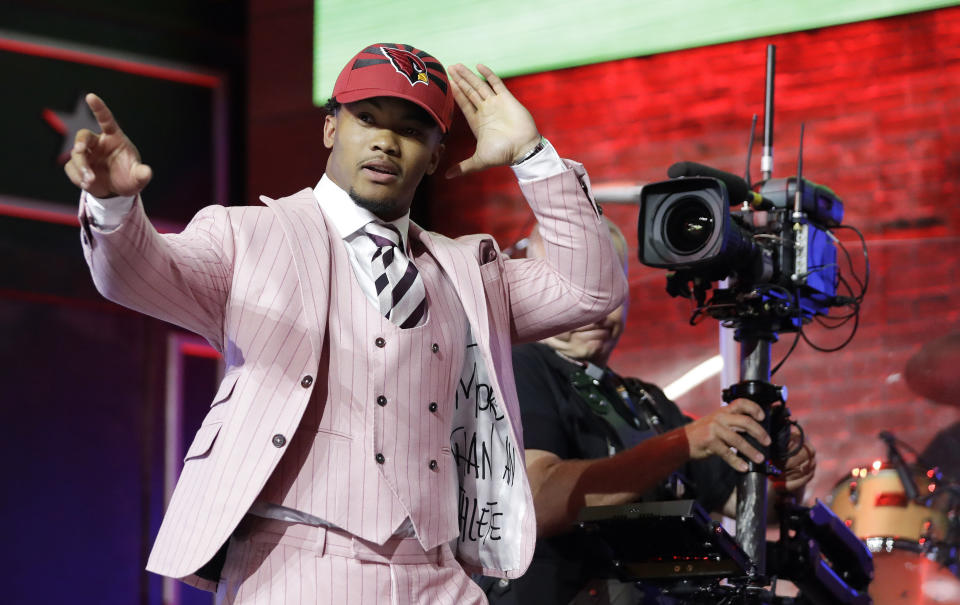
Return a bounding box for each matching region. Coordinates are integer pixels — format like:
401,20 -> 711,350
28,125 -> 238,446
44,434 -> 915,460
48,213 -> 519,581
482,219 -> 817,605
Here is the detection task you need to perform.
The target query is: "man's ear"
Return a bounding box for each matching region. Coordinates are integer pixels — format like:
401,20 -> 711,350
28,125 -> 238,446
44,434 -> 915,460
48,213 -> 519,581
424,141 -> 445,176
323,113 -> 337,149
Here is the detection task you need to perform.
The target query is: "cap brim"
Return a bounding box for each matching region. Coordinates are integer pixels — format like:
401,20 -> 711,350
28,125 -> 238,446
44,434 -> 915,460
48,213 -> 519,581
335,88 -> 449,133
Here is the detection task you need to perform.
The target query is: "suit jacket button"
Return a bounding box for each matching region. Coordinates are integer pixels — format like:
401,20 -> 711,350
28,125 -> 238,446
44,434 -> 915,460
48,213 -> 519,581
375,337 -> 386,348
428,402 -> 438,413
375,453 -> 385,464
376,395 -> 387,407
429,460 -> 438,471
431,343 -> 439,353
300,375 -> 313,388
272,434 -> 286,448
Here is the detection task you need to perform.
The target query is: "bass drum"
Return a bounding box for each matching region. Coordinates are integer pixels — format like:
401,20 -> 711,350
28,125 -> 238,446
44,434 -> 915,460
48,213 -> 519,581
868,550 -> 960,604
829,462 -> 960,604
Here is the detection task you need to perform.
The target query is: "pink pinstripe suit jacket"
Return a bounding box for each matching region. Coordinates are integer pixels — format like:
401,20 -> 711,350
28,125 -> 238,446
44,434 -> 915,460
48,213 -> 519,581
79,160 -> 627,588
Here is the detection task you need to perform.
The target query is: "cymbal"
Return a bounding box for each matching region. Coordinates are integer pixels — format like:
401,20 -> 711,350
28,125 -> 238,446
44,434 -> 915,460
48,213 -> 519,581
905,332 -> 960,406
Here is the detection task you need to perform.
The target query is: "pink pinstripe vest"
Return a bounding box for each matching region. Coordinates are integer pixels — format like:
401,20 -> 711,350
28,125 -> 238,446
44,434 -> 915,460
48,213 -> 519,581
257,231 -> 468,549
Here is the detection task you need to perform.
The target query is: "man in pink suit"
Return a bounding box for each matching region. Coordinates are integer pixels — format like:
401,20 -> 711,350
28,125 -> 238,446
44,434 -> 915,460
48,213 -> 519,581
65,43 -> 627,604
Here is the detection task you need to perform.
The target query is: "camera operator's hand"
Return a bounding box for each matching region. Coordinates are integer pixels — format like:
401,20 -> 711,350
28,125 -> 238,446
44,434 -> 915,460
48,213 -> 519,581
684,399 -> 771,472
775,425 -> 817,495
64,93 -> 152,199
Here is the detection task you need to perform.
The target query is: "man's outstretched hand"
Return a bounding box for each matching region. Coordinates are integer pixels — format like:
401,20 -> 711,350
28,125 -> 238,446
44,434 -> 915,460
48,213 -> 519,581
445,63 -> 541,179
64,93 -> 152,199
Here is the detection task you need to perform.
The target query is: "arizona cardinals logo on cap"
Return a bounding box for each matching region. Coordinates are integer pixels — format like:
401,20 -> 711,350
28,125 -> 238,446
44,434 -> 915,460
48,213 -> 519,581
380,46 -> 429,87
333,43 -> 453,131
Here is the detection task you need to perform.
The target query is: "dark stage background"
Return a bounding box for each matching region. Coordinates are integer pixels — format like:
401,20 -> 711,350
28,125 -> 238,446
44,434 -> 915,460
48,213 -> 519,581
1,1 -> 244,604
3,1 -> 960,603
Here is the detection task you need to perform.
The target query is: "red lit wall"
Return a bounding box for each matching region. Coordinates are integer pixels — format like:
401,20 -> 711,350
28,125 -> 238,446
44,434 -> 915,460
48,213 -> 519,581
250,5 -> 960,502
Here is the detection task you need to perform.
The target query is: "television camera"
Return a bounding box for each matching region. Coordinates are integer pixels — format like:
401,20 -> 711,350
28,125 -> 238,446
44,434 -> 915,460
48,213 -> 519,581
638,162 -> 846,329
609,45 -> 872,603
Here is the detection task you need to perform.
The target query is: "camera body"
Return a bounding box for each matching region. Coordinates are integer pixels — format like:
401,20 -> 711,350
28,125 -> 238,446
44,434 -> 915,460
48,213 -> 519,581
638,171 -> 843,322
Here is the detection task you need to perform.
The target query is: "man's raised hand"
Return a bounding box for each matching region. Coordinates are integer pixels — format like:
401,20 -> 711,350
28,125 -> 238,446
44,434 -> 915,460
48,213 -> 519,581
64,93 -> 152,198
445,63 -> 541,178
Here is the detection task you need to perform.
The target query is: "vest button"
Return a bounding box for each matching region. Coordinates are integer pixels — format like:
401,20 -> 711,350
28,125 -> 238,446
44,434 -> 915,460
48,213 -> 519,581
272,434 -> 286,448
375,337 -> 386,348
428,402 -> 438,413
376,395 -> 387,407
429,459 -> 438,471
375,453 -> 385,464
431,343 -> 439,353
300,375 -> 313,388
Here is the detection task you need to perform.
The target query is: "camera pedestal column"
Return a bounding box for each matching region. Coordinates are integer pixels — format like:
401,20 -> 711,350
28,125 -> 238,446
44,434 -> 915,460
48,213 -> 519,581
725,326 -> 785,582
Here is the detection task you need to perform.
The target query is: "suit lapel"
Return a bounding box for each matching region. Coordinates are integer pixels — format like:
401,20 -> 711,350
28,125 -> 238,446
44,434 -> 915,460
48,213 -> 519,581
259,189 -> 331,359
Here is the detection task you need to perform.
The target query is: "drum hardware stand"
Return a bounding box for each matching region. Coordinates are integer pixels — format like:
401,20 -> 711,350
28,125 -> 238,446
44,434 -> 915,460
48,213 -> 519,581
878,431 -> 920,501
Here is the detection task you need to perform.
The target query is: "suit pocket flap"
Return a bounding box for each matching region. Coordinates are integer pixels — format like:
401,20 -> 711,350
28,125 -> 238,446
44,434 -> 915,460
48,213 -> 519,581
184,422 -> 222,462
212,371 -> 241,406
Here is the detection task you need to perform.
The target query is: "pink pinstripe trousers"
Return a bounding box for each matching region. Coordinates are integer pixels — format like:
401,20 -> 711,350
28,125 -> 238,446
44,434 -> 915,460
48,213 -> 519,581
215,517 -> 488,605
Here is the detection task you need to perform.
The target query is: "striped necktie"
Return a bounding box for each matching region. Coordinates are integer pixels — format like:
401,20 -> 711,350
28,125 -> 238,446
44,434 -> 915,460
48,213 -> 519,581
363,221 -> 428,329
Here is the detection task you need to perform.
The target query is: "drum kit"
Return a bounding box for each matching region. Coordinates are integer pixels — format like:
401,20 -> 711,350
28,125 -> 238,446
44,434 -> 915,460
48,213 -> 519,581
827,457 -> 959,604
824,333 -> 960,604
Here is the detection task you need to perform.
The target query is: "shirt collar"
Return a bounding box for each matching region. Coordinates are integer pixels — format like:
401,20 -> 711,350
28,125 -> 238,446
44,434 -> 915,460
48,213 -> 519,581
314,174 -> 411,247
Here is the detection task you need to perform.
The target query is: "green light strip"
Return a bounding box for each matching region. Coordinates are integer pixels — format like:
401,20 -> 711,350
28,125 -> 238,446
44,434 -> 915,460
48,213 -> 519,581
314,0 -> 958,105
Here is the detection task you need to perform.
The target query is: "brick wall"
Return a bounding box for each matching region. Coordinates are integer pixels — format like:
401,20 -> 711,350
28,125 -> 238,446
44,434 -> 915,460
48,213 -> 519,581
424,7 -> 960,501
250,5 -> 960,503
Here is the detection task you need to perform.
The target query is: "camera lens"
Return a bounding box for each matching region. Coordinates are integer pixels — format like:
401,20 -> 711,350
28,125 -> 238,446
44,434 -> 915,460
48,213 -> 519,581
663,197 -> 714,254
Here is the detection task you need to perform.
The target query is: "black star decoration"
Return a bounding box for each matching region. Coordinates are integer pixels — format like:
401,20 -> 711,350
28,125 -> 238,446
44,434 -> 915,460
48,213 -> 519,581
43,95 -> 101,164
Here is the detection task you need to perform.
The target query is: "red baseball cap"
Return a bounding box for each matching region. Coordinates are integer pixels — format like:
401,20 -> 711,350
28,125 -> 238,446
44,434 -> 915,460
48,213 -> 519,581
332,43 -> 454,133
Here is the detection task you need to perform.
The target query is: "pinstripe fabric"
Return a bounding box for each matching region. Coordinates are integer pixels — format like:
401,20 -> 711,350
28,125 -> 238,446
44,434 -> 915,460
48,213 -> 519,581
216,518 -> 486,605
257,234 -> 467,547
78,159 -> 627,591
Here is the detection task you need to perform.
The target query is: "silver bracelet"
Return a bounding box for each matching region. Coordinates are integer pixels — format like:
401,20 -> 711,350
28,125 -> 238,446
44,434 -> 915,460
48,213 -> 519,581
511,136 -> 545,166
